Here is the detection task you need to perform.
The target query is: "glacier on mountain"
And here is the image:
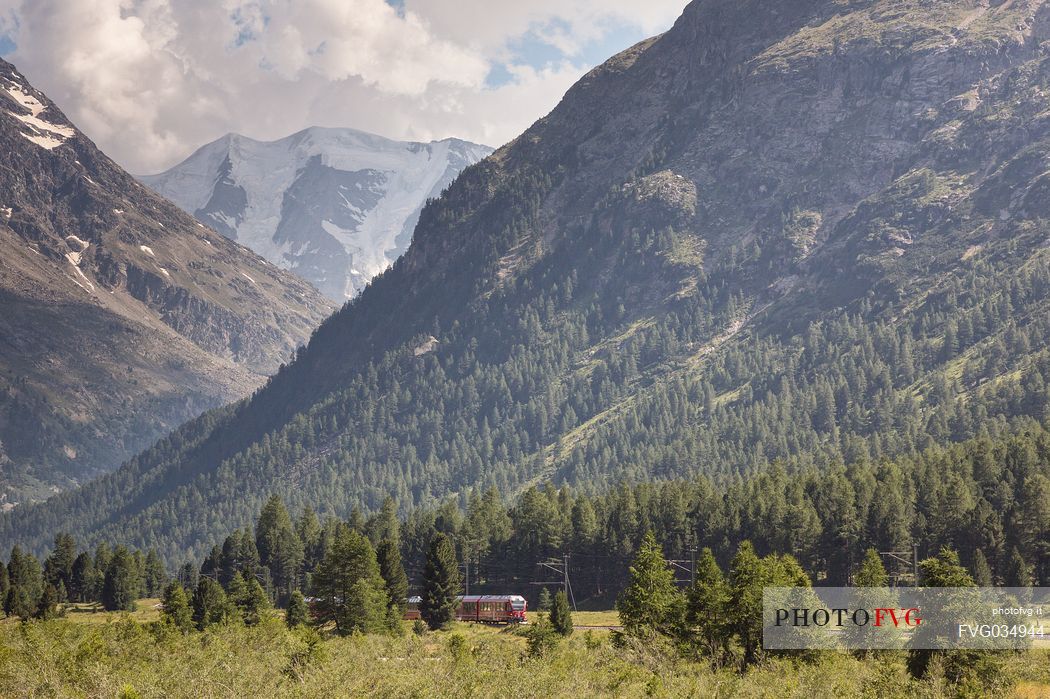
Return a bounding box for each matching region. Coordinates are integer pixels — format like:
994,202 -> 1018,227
142,127 -> 492,300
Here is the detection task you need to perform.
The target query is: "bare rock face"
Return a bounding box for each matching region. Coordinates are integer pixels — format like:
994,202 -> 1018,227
0,59 -> 333,504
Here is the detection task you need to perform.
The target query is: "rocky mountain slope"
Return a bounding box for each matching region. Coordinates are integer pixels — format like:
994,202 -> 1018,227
141,129 -> 491,300
6,0 -> 1050,561
0,59 -> 333,506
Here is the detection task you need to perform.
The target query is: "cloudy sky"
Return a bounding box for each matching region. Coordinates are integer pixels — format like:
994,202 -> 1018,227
0,0 -> 688,173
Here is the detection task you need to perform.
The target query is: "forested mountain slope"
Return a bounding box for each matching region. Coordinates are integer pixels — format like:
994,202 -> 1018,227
6,0 -> 1050,561
0,60 -> 333,505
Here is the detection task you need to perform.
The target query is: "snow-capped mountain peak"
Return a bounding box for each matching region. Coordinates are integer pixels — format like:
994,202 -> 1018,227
142,127 -> 492,300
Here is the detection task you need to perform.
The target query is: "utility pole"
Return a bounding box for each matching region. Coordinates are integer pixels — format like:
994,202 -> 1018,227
532,554 -> 578,611
668,549 -> 697,587
879,545 -> 920,587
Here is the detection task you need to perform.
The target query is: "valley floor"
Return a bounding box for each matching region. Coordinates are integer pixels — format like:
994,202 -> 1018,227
2,605 -> 1050,698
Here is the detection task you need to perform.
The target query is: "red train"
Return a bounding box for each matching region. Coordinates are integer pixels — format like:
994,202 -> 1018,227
404,594 -> 527,624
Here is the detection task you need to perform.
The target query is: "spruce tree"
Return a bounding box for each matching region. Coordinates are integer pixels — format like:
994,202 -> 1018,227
161,581 -> 193,632
256,495 -> 304,601
972,549 -> 993,586
854,548 -> 888,586
537,587 -> 552,612
617,531 -> 683,638
192,577 -> 232,630
1004,547 -> 1033,587
143,549 -> 167,596
367,496 -> 401,547
69,552 -> 96,603
5,546 -> 44,619
286,590 -> 309,628
200,545 -> 222,582
297,507 -> 324,572
549,589 -> 573,636
43,533 -> 76,595
102,546 -> 138,611
34,583 -> 59,620
177,562 -> 199,592
377,539 -> 409,623
728,541 -> 766,667
226,571 -> 249,608
613,528 -> 680,638
311,524 -> 389,634
685,547 -> 729,659
241,576 -> 271,626
420,532 -> 460,630
93,543 -> 112,580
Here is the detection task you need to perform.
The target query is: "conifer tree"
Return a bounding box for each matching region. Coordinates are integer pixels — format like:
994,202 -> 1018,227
376,539 -> 408,623
93,543 -> 112,580
102,546 -> 138,611
420,532 -> 460,630
69,552 -> 96,603
728,541 -> 766,667
297,507 -> 324,573
286,590 -> 309,628
241,576 -> 271,626
311,524 -> 389,634
143,549 -> 167,596
256,495 -> 304,601
226,571 -> 248,608
971,549 -> 993,586
685,548 -> 729,659
177,562 -> 199,592
1004,547 -> 1033,587
537,587 -> 552,613
161,581 -> 193,632
34,583 -> 59,620
43,533 -> 76,595
854,548 -> 888,586
617,531 -> 683,637
192,577 -> 232,630
6,545 -> 44,619
367,497 -> 400,547
549,589 -> 573,636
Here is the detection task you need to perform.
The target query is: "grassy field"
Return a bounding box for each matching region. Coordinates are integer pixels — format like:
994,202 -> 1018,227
2,603 -> 1050,697
57,598 -> 164,625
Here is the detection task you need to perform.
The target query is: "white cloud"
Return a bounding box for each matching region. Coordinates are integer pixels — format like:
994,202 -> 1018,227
1,0 -> 687,173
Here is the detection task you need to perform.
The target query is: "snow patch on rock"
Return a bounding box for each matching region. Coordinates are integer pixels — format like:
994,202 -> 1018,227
140,245 -> 155,257
65,235 -> 89,251
3,81 -> 75,150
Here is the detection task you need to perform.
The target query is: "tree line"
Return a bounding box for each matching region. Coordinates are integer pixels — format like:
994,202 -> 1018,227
5,427 -> 1048,631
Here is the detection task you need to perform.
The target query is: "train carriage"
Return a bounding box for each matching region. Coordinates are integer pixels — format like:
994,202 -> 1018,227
404,594 -> 527,624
